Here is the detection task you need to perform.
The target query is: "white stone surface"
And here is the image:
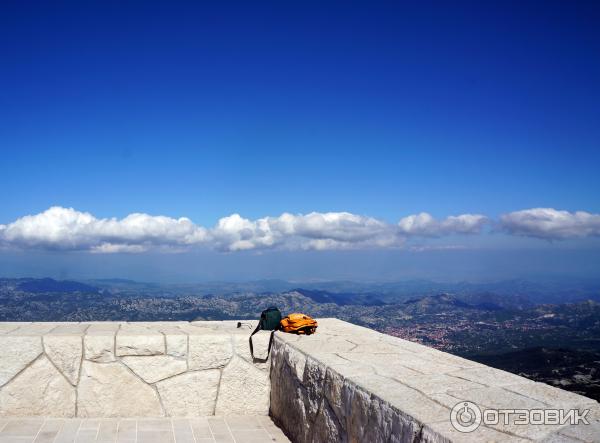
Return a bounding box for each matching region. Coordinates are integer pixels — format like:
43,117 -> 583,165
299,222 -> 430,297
188,334 -> 232,370
50,324 -> 88,335
215,357 -> 270,415
7,323 -> 58,335
448,366 -> 536,387
77,361 -> 163,417
156,370 -> 220,416
0,323 -> 23,334
122,355 -> 187,383
84,333 -> 116,363
165,333 -> 188,358
283,343 -> 307,382
0,356 -> 75,417
0,336 -> 42,387
85,323 -> 120,333
270,318 -> 600,443
233,331 -> 272,370
0,416 -> 290,442
422,420 -> 527,443
153,324 -> 188,358
116,327 -> 164,356
504,381 -> 598,408
0,318 -> 597,443
43,334 -> 82,385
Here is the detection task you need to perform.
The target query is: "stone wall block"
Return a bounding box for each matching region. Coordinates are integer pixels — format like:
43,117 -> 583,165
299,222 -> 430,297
83,334 -> 116,362
313,399 -> 345,443
116,333 -> 165,356
269,339 -> 310,441
166,334 -> 188,358
282,341 -> 306,382
344,385 -> 406,443
324,367 -> 347,429
43,335 -> 82,385
233,332 -> 270,370
156,370 -> 220,416
216,357 -> 269,415
0,356 -> 75,417
303,356 -> 327,422
188,334 -> 232,370
77,361 -> 163,417
0,336 -> 42,386
121,356 -> 187,384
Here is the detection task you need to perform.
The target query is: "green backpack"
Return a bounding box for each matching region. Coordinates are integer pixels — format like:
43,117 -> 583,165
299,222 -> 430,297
249,306 -> 282,360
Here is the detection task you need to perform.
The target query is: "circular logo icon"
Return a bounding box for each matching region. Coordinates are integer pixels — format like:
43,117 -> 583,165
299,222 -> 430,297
450,401 -> 482,433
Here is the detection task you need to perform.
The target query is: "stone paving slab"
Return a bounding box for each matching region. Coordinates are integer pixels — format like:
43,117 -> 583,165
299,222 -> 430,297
0,416 -> 289,443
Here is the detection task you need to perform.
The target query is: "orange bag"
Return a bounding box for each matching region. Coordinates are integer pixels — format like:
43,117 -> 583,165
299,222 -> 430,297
279,313 -> 318,335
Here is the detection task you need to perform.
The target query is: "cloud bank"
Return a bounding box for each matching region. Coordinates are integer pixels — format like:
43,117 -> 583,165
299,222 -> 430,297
0,207 -> 208,253
500,208 -> 600,240
398,212 -> 488,236
0,206 -> 597,253
0,206 -> 490,253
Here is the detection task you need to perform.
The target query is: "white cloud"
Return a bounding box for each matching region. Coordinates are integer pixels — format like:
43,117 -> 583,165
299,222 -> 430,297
3,206 -> 599,252
408,244 -> 469,252
0,206 -> 208,252
0,206 -> 494,253
398,212 -> 488,236
500,208 -> 600,239
210,212 -> 400,251
90,243 -> 149,254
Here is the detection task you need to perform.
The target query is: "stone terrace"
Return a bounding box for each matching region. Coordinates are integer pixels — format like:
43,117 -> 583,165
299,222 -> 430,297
1,319 -> 600,442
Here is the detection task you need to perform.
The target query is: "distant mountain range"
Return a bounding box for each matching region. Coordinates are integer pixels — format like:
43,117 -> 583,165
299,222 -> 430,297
1,277 -> 99,294
2,276 -> 600,307
290,288 -> 386,306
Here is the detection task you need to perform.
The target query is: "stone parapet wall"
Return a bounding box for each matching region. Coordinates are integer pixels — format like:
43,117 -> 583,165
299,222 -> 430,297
2,319 -> 600,441
269,319 -> 600,442
0,321 -> 271,418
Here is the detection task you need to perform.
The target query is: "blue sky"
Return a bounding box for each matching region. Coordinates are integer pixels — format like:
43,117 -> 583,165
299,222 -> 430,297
1,1 -> 599,282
